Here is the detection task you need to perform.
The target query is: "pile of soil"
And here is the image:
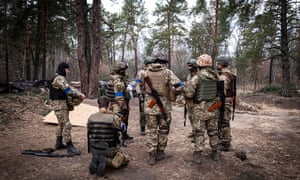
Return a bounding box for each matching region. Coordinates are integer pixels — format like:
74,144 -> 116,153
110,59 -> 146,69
0,90 -> 299,180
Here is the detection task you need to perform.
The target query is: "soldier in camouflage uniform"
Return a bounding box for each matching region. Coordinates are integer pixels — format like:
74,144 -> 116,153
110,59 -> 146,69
216,55 -> 236,152
185,59 -> 198,141
184,54 -> 220,164
49,62 -> 85,155
106,62 -> 133,143
87,96 -> 129,177
135,57 -> 153,135
143,52 -> 184,165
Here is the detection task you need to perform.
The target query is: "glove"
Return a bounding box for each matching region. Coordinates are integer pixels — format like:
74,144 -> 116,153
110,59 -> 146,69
120,122 -> 126,132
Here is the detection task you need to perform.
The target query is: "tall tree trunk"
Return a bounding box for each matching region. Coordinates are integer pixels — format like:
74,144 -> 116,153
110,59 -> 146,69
76,0 -> 90,96
89,0 -> 101,98
280,0 -> 290,97
212,0 -> 219,68
167,7 -> 171,69
268,57 -> 273,85
4,0 -> 9,83
25,1 -> 31,80
42,2 -> 49,80
33,0 -> 42,80
121,27 -> 128,62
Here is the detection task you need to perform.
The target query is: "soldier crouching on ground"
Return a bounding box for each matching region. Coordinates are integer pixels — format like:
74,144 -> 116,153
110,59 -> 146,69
87,95 -> 129,177
49,62 -> 85,155
184,54 -> 220,164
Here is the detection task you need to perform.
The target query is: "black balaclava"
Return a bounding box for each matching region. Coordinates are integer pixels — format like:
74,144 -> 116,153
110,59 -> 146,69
56,62 -> 69,76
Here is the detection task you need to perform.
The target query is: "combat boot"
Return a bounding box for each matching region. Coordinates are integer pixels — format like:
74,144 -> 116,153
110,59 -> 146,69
156,150 -> 166,161
96,154 -> 107,177
89,154 -> 99,174
140,127 -> 146,136
66,141 -> 81,155
123,133 -> 133,140
219,144 -> 231,152
55,136 -> 67,149
212,150 -> 219,161
148,152 -> 156,165
191,151 -> 202,165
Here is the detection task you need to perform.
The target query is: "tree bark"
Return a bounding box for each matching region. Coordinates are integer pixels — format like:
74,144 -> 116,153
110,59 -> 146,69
89,0 -> 101,98
280,0 -> 290,97
76,0 -> 91,96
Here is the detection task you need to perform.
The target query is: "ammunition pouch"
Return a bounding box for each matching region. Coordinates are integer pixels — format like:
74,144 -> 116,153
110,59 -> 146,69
112,151 -> 126,168
67,96 -> 82,111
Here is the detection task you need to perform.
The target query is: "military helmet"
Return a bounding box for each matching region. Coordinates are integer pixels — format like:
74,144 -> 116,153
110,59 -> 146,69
152,52 -> 168,64
216,55 -> 230,67
144,56 -> 153,65
187,58 -> 198,68
112,61 -> 128,72
197,54 -> 212,67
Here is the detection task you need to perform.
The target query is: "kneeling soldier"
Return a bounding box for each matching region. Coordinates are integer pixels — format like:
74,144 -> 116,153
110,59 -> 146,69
87,95 -> 129,177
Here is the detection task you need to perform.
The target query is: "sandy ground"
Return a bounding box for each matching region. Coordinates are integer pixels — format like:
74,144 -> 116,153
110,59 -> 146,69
0,90 -> 299,180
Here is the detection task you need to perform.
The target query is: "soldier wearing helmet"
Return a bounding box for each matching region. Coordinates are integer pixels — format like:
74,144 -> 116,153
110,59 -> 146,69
184,54 -> 220,164
135,56 -> 153,135
106,61 -> 133,145
185,59 -> 198,141
142,52 -> 183,165
216,55 -> 236,152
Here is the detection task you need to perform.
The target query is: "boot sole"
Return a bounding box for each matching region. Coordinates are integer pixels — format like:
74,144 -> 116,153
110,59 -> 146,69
96,155 -> 106,176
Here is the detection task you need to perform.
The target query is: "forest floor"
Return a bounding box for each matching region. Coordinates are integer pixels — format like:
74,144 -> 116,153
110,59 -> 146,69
0,88 -> 299,180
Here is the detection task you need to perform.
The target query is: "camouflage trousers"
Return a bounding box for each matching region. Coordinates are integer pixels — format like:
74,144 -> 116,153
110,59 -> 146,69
219,103 -> 232,145
145,112 -> 171,154
51,100 -> 72,143
139,96 -> 146,129
187,107 -> 194,132
193,102 -> 219,152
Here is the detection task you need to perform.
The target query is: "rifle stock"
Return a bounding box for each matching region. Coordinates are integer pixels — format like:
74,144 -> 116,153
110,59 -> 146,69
144,77 -> 167,120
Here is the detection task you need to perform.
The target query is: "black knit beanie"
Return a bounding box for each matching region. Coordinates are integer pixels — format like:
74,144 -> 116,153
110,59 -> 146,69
56,62 -> 69,76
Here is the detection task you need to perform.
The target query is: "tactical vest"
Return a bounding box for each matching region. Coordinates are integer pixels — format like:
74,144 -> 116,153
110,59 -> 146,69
223,72 -> 236,97
49,76 -> 67,100
195,74 -> 218,101
145,70 -> 167,96
87,112 -> 119,153
104,80 -> 115,102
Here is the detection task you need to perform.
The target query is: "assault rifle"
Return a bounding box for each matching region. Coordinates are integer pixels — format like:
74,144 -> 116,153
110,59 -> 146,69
231,77 -> 237,121
209,81 -> 225,138
22,148 -> 73,157
144,77 -> 168,120
183,103 -> 187,127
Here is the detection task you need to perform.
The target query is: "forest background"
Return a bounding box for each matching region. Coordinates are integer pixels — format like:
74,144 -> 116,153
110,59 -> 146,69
0,0 -> 299,98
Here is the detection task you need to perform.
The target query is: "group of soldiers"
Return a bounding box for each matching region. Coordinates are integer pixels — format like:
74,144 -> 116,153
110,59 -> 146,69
48,52 -> 236,177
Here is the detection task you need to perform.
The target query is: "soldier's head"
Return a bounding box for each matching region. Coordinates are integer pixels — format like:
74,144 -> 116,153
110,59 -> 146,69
112,61 -> 128,75
216,55 -> 230,69
144,56 -> 153,66
152,52 -> 168,64
56,62 -> 70,76
187,58 -> 198,71
197,54 -> 212,67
